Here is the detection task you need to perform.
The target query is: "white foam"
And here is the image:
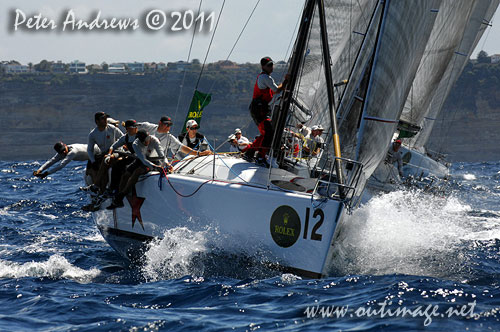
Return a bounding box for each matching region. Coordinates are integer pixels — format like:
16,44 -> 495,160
141,227 -> 209,281
463,174 -> 476,180
0,255 -> 100,283
330,190 -> 481,278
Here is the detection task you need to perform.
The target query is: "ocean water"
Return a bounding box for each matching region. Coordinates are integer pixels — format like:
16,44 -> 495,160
0,160 -> 499,331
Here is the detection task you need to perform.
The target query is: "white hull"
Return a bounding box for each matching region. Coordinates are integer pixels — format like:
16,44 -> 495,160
400,146 -> 449,179
366,146 -> 449,198
93,155 -> 347,278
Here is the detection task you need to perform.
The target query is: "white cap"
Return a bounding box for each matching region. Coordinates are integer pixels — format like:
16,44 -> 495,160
311,124 -> 324,131
186,119 -> 198,129
234,128 -> 242,134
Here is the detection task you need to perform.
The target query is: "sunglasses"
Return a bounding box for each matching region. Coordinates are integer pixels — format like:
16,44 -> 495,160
190,127 -> 198,130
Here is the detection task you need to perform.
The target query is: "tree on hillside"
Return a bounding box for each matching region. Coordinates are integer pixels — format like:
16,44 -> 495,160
34,60 -> 52,72
477,50 -> 491,64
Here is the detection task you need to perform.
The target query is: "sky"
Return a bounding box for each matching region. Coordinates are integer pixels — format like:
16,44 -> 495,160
1,0 -> 499,65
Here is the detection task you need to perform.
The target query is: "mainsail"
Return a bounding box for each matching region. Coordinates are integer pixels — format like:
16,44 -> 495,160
411,0 -> 500,152
350,0 -> 440,184
274,0 -> 441,199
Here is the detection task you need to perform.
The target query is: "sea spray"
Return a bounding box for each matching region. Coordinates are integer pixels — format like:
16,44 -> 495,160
141,227 -> 209,281
330,190 -> 476,278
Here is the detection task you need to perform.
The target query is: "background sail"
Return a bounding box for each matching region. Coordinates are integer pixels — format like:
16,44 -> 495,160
412,0 -> 500,152
399,0 -> 476,134
355,0 -> 440,182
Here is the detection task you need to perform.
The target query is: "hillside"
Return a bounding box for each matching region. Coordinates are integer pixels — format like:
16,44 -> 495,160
0,60 -> 499,162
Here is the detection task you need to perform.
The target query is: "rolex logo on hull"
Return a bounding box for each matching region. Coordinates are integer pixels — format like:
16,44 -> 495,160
270,206 -> 301,248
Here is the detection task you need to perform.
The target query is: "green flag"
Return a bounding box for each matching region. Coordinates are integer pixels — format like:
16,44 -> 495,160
181,90 -> 211,134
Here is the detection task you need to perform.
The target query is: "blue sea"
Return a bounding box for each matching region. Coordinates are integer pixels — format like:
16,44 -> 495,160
1,160 -> 499,331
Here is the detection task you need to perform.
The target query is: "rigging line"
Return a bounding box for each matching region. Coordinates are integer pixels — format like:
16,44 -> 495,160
281,1 -> 305,81
356,0 -> 368,26
195,0 -> 227,90
173,0 -> 204,123
197,0 -> 261,108
226,0 -> 261,61
479,9 -> 497,52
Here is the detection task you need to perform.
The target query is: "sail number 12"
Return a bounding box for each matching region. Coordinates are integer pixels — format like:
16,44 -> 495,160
303,207 -> 324,241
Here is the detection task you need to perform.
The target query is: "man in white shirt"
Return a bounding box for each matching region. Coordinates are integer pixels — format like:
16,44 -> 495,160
304,125 -> 325,159
33,142 -> 93,178
87,111 -> 124,193
229,128 -> 250,153
138,116 -> 211,159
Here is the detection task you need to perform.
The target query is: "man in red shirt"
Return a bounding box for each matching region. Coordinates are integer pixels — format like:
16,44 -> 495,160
245,57 -> 289,165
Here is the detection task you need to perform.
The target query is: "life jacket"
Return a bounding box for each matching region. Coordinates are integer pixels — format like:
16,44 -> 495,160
178,132 -> 204,150
252,72 -> 274,103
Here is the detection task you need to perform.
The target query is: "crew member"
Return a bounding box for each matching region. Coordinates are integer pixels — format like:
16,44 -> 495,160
386,139 -> 404,177
87,111 -> 123,193
33,142 -> 93,178
229,128 -> 250,153
245,57 -> 289,164
303,125 -> 325,159
106,130 -> 171,209
138,116 -> 211,159
105,119 -> 139,194
176,119 -> 208,159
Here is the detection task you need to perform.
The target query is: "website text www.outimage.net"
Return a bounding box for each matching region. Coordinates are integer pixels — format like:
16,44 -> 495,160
304,300 -> 477,326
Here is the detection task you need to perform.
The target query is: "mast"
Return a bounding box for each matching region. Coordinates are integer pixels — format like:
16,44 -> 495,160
317,0 -> 344,188
272,0 -> 316,155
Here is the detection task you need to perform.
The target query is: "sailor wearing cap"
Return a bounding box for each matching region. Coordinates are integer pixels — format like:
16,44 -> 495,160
33,142 -> 93,179
228,128 -> 250,153
107,129 -> 170,210
87,111 -> 124,193
253,56 -> 289,106
87,112 -> 124,165
104,119 -> 139,194
137,116 -> 211,159
303,124 -> 325,159
176,119 -> 208,159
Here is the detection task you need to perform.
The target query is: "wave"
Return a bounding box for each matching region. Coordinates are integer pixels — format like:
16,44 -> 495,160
0,255 -> 100,283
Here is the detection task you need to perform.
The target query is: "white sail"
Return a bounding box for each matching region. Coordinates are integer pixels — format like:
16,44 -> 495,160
399,0 -> 476,134
413,0 -> 500,151
355,0 -> 440,182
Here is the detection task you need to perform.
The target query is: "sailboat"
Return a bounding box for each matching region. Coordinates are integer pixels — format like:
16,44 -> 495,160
92,0 -> 440,278
368,0 -> 499,192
